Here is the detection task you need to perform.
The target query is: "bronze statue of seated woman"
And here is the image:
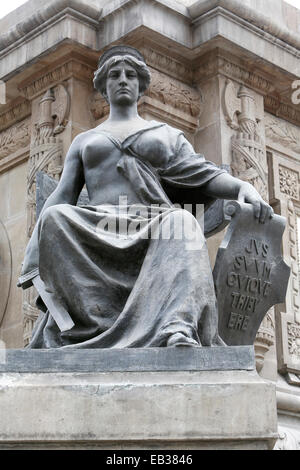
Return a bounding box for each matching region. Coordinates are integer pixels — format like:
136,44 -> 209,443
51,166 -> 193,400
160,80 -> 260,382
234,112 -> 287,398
18,46 -> 274,349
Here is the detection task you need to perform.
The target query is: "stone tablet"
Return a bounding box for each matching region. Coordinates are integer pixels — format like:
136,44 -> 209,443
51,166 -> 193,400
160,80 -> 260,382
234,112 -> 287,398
213,201 -> 290,346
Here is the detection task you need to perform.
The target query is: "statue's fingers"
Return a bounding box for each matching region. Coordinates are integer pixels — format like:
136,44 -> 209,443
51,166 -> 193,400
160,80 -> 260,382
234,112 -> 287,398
259,202 -> 268,224
252,201 -> 261,219
238,192 -> 245,203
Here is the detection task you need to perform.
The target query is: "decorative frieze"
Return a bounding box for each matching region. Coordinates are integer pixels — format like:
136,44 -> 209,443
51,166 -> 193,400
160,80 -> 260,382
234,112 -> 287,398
0,118 -> 31,160
265,95 -> 300,129
196,52 -> 274,96
288,322 -> 300,359
145,68 -> 202,119
0,99 -> 31,132
19,57 -> 95,101
265,114 -> 300,154
138,45 -> 193,84
195,50 -> 300,130
279,166 -> 299,200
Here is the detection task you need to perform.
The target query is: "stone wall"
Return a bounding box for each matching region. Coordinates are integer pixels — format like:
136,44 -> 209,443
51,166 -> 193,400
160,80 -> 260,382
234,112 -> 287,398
0,0 -> 299,449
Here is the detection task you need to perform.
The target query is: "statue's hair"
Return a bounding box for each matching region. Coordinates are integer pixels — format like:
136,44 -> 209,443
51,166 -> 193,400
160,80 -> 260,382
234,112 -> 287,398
93,55 -> 151,100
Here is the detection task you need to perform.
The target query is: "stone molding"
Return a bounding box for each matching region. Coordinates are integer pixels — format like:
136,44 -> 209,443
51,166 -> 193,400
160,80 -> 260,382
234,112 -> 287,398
195,51 -> 300,130
19,55 -> 95,101
0,146 -> 29,175
196,52 -> 274,97
265,113 -> 300,156
265,96 -> 300,131
0,99 -> 31,132
0,0 -> 101,52
0,368 -> 278,450
189,0 -> 300,53
0,117 -> 31,162
138,44 -> 193,84
1,0 -> 300,58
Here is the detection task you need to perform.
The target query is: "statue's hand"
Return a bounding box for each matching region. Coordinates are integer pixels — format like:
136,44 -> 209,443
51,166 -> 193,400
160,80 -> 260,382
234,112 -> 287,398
237,182 -> 274,223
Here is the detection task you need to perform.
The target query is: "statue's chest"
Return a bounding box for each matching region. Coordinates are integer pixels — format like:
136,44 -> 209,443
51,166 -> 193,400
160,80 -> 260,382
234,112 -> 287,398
82,132 -> 170,170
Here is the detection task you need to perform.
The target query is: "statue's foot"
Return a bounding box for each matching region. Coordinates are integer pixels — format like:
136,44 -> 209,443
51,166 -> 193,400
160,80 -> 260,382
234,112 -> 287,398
167,332 -> 199,347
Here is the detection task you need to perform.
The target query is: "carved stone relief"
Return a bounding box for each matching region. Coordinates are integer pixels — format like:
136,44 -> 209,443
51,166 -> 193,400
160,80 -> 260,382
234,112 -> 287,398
265,114 -> 300,154
23,84 -> 69,346
223,80 -> 267,199
0,99 -> 31,132
223,79 -> 274,370
145,68 -> 202,119
279,166 -> 299,200
268,151 -> 300,377
0,118 -> 31,160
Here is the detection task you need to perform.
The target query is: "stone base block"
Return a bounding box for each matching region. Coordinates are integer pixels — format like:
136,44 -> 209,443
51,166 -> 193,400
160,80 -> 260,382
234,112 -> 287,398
0,349 -> 278,449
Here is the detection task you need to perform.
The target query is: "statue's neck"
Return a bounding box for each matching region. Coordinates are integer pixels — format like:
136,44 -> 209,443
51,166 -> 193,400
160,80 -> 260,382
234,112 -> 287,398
108,103 -> 140,122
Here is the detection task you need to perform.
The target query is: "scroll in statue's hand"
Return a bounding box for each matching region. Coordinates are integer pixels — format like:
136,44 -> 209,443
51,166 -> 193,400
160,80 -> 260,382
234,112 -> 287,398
237,182 -> 274,224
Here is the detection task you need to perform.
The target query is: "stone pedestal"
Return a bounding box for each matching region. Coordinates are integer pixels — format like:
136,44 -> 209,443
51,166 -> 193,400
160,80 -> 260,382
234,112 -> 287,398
0,348 -> 278,449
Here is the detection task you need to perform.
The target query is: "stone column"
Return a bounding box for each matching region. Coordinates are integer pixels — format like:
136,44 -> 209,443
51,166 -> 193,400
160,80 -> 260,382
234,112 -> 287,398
194,50 -> 276,376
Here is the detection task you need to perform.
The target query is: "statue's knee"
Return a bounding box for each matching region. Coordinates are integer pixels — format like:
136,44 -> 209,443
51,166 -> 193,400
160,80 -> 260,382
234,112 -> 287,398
40,204 -> 68,227
165,209 -> 204,243
168,208 -> 198,229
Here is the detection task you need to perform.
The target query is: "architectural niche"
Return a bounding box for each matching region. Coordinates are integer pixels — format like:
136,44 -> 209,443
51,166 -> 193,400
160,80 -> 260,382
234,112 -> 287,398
0,218 -> 12,329
223,79 -> 274,371
23,84 -> 70,346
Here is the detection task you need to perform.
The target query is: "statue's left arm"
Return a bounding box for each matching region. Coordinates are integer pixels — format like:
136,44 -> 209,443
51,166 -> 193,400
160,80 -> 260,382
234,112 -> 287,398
159,129 -> 273,223
202,172 -> 274,223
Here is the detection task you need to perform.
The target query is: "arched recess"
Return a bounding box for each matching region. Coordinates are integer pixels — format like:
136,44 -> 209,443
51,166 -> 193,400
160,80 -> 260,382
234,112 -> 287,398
0,218 -> 12,327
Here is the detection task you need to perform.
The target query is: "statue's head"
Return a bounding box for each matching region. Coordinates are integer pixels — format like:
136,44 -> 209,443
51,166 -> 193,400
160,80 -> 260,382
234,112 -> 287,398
93,45 -> 151,103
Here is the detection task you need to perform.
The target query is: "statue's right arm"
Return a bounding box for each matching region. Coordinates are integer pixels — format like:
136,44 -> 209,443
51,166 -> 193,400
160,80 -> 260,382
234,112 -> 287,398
18,133 -> 85,289
39,133 -> 85,211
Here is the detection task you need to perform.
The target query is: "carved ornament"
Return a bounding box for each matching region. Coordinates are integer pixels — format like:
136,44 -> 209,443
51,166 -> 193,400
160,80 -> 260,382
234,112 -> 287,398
145,68 -> 202,119
19,58 -> 95,101
196,52 -> 274,96
279,166 -> 299,200
0,118 -> 31,160
138,45 -> 193,84
223,80 -> 268,199
0,99 -> 31,132
265,114 -> 300,154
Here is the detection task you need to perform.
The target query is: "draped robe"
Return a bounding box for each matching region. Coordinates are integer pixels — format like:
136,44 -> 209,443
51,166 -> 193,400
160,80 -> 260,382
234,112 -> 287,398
19,122 -> 226,348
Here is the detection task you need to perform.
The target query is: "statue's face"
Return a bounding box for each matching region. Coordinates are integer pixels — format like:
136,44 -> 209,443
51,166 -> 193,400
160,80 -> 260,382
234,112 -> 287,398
105,60 -> 140,106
